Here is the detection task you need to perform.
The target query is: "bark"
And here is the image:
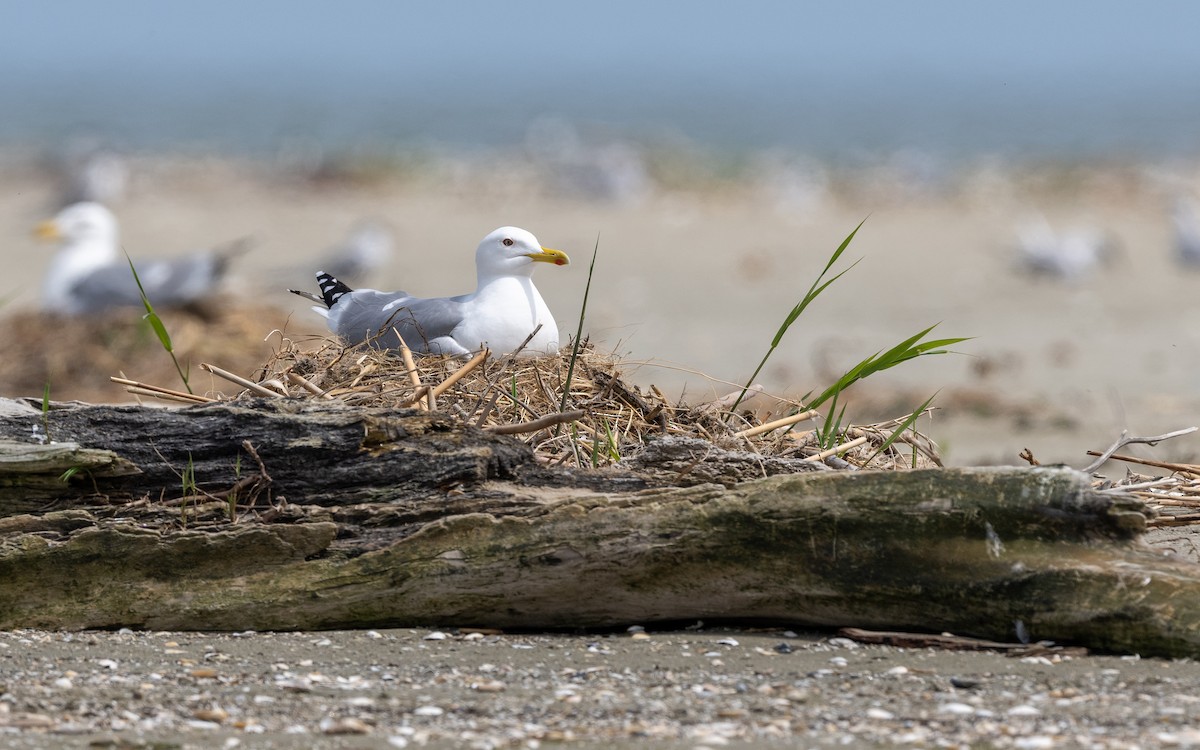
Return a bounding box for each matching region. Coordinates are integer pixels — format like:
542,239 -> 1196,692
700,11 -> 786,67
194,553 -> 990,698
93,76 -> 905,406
0,398 -> 1197,658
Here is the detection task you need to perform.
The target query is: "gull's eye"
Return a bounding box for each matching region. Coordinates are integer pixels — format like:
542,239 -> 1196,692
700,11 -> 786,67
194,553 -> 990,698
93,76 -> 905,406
502,238 -> 514,247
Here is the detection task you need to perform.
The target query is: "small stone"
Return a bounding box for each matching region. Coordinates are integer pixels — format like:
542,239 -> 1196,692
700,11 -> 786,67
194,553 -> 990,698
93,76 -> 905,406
52,677 -> 73,689
715,638 -> 739,647
366,631 -> 383,640
1007,704 -> 1041,717
413,705 -> 444,717
423,631 -> 448,641
950,676 -> 981,689
1014,737 -> 1054,750
184,719 -> 222,730
866,707 -> 894,720
471,680 -> 506,692
829,656 -> 848,667
826,637 -> 860,649
321,717 -> 371,735
630,632 -> 651,641
9,712 -> 54,729
886,666 -> 909,676
95,658 -> 118,670
938,702 -> 975,715
627,625 -> 646,633
192,708 -> 228,723
190,668 -> 219,679
773,642 -> 794,654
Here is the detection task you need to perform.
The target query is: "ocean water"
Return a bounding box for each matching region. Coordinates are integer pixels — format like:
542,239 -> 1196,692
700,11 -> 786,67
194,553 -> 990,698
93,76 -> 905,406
4,1 -> 1200,162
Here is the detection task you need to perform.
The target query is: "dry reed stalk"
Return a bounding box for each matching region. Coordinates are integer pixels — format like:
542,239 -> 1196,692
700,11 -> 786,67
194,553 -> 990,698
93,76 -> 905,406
286,371 -> 335,400
803,435 -> 870,463
1084,450 -> 1200,478
734,410 -> 819,438
199,364 -> 282,398
394,336 -> 430,411
432,349 -> 490,398
110,377 -> 215,404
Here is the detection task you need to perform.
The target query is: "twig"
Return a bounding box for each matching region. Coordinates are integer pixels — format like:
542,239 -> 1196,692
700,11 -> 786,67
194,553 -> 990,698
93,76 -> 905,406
802,435 -> 869,463
734,410 -> 819,439
198,364 -> 283,398
472,390 -> 503,428
1081,427 -> 1198,473
486,410 -> 586,435
1084,450 -> 1200,477
109,377 -> 214,404
432,349 -> 490,398
286,371 -> 336,400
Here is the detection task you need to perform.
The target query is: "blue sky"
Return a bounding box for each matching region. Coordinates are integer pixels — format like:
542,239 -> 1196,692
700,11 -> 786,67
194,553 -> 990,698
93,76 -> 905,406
4,2 -> 1198,157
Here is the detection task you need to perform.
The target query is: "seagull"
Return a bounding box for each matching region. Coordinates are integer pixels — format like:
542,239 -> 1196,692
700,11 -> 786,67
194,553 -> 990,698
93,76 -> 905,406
1171,197 -> 1200,268
35,202 -> 245,315
291,226 -> 570,356
1014,217 -> 1116,282
317,220 -> 395,284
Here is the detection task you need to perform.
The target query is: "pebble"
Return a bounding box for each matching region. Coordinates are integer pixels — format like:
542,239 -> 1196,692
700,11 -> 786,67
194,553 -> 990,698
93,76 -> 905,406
192,708 -> 229,723
413,705 -> 444,717
939,702 -> 975,715
321,717 -> 371,734
715,638 -> 739,647
885,666 -> 909,675
423,631 -> 448,641
866,707 -> 895,720
1013,737 -> 1055,749
1007,705 -> 1041,717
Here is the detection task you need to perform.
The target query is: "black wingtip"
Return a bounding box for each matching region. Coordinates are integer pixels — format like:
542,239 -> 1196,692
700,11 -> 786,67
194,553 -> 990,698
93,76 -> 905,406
316,271 -> 353,308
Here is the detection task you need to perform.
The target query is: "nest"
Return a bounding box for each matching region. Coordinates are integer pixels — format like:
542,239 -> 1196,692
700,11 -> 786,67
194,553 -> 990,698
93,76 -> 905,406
116,334 -> 943,472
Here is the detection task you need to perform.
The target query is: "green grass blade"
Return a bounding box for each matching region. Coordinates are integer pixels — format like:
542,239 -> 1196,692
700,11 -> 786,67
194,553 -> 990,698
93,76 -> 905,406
125,252 -> 193,394
865,392 -> 939,465
732,219 -> 866,414
558,233 -> 600,416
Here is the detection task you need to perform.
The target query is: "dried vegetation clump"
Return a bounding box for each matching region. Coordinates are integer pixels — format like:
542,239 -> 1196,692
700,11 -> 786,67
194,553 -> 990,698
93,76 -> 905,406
119,333 -> 943,472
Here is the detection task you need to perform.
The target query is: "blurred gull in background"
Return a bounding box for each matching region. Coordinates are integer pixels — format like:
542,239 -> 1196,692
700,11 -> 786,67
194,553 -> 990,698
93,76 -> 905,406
525,118 -> 652,205
317,219 -> 395,285
35,202 -> 246,315
1014,216 -> 1116,282
52,135 -> 130,208
1171,196 -> 1200,268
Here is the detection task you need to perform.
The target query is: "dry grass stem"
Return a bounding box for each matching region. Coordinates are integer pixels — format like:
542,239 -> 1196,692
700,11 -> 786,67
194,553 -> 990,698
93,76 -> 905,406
432,349 -> 490,398
110,377 -> 215,404
199,363 -> 283,398
286,371 -> 336,400
735,410 -> 820,439
803,435 -> 870,463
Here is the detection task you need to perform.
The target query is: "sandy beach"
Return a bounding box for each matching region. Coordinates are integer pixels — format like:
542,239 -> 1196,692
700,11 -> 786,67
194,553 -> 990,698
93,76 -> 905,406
3,152 -> 1199,467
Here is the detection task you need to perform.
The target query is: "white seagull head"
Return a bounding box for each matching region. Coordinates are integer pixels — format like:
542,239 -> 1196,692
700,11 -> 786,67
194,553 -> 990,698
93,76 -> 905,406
36,201 -> 119,256
474,226 -> 570,281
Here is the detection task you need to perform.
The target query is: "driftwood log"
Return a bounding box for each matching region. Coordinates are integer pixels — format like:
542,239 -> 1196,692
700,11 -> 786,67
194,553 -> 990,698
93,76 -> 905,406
1,397 -> 1198,657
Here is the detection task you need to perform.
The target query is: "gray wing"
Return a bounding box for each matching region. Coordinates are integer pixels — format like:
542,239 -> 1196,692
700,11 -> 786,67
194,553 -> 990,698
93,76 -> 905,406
329,290 -> 469,353
68,255 -> 224,313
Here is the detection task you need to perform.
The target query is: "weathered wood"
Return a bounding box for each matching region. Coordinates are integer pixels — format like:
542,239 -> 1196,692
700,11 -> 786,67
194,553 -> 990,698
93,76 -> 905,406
0,397 -> 1198,658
